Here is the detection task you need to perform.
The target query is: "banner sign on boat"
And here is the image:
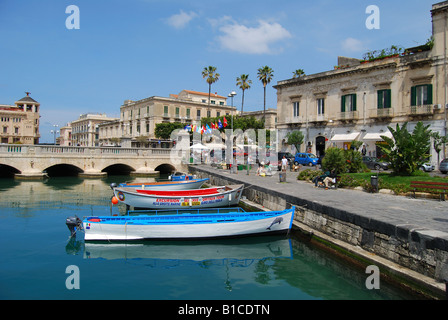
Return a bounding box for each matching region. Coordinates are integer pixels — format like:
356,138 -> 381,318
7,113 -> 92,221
152,195 -> 225,207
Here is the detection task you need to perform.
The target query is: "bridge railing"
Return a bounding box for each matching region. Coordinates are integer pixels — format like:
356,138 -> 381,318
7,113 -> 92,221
0,144 -> 172,157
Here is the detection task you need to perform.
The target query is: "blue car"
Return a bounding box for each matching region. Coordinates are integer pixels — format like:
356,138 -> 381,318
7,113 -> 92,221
294,153 -> 319,167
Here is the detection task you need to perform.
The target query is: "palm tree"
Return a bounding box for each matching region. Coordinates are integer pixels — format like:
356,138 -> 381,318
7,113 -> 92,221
257,66 -> 274,124
201,66 -> 220,109
292,69 -> 305,78
236,74 -> 252,116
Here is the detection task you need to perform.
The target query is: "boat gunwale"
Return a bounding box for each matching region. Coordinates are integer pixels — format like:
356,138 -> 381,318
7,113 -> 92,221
83,207 -> 294,226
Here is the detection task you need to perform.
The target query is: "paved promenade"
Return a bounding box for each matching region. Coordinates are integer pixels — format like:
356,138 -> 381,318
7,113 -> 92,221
194,164 -> 448,236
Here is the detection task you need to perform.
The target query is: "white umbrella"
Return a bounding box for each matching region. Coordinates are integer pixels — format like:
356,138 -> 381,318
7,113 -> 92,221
189,143 -> 209,150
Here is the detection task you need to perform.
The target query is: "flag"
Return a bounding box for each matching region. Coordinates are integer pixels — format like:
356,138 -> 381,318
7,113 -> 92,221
202,125 -> 206,134
206,124 -> 211,134
218,119 -> 223,129
215,122 -> 218,129
211,122 -> 215,130
223,117 -> 228,127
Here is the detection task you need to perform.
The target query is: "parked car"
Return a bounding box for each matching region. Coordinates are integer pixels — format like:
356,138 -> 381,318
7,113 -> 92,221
440,159 -> 448,174
420,163 -> 435,172
294,153 -> 319,167
362,156 -> 390,171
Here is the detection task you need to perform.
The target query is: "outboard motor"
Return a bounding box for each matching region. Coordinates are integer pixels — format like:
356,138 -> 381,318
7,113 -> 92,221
110,183 -> 117,190
66,216 -> 83,237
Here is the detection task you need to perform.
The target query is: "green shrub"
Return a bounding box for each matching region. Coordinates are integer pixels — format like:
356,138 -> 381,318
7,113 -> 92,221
322,147 -> 346,174
297,169 -> 323,181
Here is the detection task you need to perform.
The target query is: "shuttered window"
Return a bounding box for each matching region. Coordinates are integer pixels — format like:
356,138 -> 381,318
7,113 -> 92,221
377,89 -> 392,109
341,94 -> 357,112
411,84 -> 433,106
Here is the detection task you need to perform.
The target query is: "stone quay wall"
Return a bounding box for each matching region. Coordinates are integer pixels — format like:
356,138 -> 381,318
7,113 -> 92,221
189,165 -> 448,297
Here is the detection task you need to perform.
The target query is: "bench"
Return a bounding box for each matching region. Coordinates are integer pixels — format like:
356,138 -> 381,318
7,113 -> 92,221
410,181 -> 448,201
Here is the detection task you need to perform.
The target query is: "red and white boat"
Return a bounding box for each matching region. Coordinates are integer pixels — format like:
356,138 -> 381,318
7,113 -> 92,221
112,184 -> 244,209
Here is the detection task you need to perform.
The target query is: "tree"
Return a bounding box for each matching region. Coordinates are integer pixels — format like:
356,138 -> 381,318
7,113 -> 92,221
202,66 -> 220,108
236,74 -> 252,116
257,66 -> 274,124
431,131 -> 448,167
285,130 -> 304,153
322,147 -> 346,174
155,122 -> 185,140
292,69 -> 305,78
379,122 -> 431,175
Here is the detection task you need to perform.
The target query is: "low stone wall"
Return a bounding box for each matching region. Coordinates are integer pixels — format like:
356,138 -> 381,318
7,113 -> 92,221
189,166 -> 448,293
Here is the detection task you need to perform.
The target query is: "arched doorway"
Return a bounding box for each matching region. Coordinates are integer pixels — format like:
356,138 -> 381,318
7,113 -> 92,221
315,136 -> 326,158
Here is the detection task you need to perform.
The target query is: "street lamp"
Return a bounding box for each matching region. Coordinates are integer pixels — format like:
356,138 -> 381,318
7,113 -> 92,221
228,91 -> 237,173
51,124 -> 59,145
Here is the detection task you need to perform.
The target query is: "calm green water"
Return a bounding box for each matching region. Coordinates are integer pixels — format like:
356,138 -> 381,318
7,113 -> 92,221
0,176 -> 416,300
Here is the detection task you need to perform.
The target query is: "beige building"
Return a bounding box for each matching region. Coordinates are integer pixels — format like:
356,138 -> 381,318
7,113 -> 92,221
0,93 -> 40,144
57,124 -> 73,146
71,113 -> 119,147
98,90 -> 236,148
241,108 -> 277,130
274,1 -> 448,164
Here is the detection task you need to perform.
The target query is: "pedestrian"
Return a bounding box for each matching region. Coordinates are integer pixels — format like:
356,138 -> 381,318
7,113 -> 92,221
323,171 -> 337,189
281,156 -> 288,172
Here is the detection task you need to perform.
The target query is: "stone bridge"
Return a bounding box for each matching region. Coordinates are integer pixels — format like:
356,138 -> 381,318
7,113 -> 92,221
0,144 -> 187,179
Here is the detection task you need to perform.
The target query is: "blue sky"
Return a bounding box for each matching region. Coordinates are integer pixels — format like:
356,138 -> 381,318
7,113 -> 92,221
0,0 -> 436,142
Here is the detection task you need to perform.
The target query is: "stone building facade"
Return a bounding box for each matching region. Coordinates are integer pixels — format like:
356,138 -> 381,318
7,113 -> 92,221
98,90 -> 236,148
274,2 -> 448,165
0,93 -> 40,144
71,113 -> 119,147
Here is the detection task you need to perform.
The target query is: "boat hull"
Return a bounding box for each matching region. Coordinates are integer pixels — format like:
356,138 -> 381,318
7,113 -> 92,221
117,178 -> 208,190
82,207 -> 295,241
113,184 -> 244,209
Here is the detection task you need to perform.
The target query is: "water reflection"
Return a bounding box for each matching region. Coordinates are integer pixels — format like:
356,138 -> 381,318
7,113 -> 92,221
0,176 -> 417,300
66,236 -> 292,262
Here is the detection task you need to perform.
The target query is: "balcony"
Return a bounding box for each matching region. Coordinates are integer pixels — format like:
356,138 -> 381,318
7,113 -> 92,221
309,114 -> 328,124
338,111 -> 359,121
371,108 -> 394,119
410,105 -> 433,115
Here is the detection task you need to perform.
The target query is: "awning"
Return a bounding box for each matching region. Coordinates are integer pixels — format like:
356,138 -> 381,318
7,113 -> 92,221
330,132 -> 360,142
362,132 -> 393,141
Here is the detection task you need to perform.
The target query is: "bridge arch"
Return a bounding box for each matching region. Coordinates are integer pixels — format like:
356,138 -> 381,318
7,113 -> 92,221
0,164 -> 21,178
102,164 -> 136,176
44,164 -> 84,177
155,163 -> 176,175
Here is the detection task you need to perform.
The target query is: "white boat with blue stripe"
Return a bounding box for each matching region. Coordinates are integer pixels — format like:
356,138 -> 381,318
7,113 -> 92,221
81,207 -> 295,241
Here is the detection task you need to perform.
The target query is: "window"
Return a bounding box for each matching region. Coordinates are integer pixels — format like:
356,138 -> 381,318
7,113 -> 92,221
211,100 -> 216,105
175,107 -> 180,117
341,94 -> 357,112
216,112 -> 220,117
197,110 -> 201,119
186,109 -> 190,118
411,84 -> 433,106
293,102 -> 300,117
207,110 -> 211,117
164,106 -> 168,115
377,89 -> 391,109
317,98 -> 325,115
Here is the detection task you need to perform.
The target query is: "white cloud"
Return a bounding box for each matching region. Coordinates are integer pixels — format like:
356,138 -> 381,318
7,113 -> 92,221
166,10 -> 198,29
341,37 -> 367,53
215,19 -> 292,55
